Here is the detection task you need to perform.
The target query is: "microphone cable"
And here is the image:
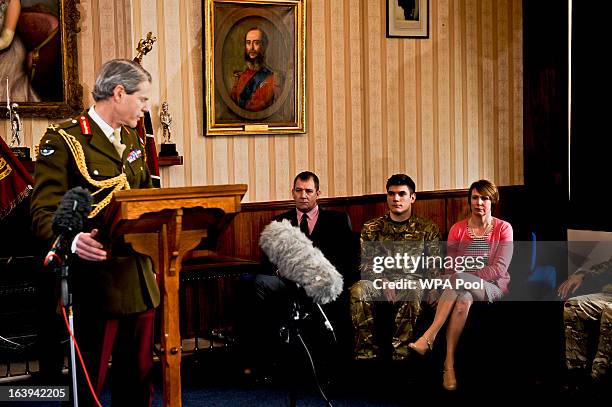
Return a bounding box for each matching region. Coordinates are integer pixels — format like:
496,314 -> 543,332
0,335 -> 24,350
296,332 -> 334,407
315,304 -> 337,344
61,305 -> 103,407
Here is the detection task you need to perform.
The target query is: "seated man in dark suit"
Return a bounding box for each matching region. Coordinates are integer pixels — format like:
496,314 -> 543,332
250,171 -> 359,382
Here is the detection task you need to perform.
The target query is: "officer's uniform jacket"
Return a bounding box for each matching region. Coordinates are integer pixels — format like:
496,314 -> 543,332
30,112 -> 160,315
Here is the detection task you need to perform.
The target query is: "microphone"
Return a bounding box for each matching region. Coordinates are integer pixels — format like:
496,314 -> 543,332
44,187 -> 93,267
259,219 -> 343,305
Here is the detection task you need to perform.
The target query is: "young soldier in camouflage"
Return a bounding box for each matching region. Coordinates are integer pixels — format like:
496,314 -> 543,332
350,174 -> 441,361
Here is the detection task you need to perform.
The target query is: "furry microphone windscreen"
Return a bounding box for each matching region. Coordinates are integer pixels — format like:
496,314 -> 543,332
52,186 -> 93,236
259,219 -> 343,304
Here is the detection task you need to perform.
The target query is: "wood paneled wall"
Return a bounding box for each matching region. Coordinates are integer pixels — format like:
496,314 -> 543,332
3,0 -> 523,203
216,185 -> 527,262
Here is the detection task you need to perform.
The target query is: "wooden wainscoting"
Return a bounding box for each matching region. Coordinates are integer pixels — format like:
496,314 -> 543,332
215,185 -> 527,261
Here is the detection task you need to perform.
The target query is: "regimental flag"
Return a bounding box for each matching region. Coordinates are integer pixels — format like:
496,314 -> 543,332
0,137 -> 33,220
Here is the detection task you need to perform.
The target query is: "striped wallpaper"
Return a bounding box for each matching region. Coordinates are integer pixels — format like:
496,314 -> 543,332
3,0 -> 523,202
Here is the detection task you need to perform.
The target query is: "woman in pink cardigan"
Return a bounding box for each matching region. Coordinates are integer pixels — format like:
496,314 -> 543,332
408,179 -> 513,390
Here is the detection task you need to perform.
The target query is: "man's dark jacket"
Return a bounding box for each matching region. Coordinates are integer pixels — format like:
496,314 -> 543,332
258,207 -> 359,359
261,207 -> 359,289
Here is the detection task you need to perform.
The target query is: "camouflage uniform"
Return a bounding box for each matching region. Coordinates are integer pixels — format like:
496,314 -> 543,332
564,257 -> 612,379
350,213 -> 441,360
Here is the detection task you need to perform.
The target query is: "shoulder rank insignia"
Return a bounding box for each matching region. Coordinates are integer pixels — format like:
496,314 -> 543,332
79,115 -> 92,135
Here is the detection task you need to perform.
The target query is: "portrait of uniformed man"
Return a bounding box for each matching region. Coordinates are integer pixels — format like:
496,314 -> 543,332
230,26 -> 281,112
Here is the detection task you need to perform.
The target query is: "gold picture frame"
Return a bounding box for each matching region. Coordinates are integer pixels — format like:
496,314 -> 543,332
204,0 -> 306,136
386,0 -> 429,38
1,0 -> 82,118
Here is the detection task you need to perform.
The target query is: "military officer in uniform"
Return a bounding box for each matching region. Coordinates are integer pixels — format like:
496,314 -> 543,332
31,59 -> 159,406
559,257 -> 612,388
350,174 -> 441,361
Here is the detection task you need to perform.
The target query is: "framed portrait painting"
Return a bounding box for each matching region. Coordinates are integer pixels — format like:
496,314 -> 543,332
204,0 -> 306,136
387,0 -> 429,38
0,0 -> 82,118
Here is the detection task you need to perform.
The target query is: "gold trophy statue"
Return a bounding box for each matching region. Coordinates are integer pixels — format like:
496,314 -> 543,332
6,77 -> 30,161
159,101 -> 178,157
134,32 -> 156,64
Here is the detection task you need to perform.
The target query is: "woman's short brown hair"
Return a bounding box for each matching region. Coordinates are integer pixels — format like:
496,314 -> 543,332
468,179 -> 499,209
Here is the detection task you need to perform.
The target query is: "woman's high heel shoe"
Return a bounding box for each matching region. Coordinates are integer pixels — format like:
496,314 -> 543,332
408,336 -> 432,355
442,368 -> 457,391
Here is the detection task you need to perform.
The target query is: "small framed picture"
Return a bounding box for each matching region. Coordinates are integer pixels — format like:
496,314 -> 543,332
204,0 -> 306,136
386,0 -> 429,38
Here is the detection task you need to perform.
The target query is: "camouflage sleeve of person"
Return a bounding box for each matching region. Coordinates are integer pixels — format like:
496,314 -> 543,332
422,222 -> 442,280
359,218 -> 392,281
572,256 -> 612,295
575,256 -> 612,279
359,224 -> 376,280
558,256 -> 612,299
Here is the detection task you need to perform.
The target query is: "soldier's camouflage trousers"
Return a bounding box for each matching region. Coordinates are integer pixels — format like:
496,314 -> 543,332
564,292 -> 612,379
350,280 -> 422,361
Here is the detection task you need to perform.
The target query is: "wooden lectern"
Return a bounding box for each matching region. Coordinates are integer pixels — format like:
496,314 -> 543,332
105,185 -> 247,407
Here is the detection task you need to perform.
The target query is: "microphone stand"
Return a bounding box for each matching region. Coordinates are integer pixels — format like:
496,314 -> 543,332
279,278 -> 333,407
57,262 -> 78,407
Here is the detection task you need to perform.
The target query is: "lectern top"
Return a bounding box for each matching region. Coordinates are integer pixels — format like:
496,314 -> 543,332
105,184 -> 248,236
111,184 -> 247,202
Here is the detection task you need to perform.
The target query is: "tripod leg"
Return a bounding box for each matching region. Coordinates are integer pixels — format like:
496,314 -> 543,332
68,308 -> 78,407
